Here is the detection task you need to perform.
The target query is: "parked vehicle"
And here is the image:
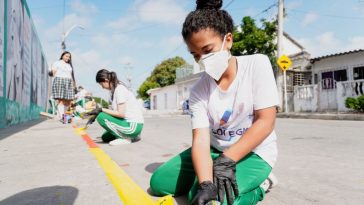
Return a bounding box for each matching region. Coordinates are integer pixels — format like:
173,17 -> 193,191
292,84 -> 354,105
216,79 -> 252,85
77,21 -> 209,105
144,100 -> 151,109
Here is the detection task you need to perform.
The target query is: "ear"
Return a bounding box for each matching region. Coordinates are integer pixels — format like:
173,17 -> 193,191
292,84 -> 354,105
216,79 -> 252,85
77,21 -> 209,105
225,32 -> 233,49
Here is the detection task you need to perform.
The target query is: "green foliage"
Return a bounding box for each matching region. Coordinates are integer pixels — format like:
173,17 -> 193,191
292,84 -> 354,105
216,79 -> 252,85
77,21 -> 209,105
138,56 -> 188,100
137,81 -> 160,100
232,16 -> 278,73
345,95 -> 364,112
93,97 -> 109,108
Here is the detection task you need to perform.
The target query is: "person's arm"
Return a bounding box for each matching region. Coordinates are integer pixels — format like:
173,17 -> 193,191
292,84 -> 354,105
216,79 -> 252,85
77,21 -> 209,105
192,127 -> 213,183
100,103 -> 126,118
223,106 -> 276,161
50,66 -> 57,76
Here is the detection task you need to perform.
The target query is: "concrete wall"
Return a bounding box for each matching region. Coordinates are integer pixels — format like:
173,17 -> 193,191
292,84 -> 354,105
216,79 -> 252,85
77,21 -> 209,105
337,80 -> 364,112
150,84 -> 178,111
294,79 -> 364,112
0,0 -> 49,128
294,85 -> 318,112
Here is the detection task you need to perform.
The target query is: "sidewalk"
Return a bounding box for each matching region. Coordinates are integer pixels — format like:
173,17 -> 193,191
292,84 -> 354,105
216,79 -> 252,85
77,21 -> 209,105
277,112 -> 364,121
0,118 -> 121,205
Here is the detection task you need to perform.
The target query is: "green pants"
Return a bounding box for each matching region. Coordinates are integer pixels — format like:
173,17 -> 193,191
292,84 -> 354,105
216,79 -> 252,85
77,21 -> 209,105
150,148 -> 272,205
96,112 -> 143,142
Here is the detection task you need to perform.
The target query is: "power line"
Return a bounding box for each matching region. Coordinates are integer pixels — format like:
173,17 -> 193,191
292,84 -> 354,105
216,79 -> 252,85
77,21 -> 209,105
62,0 -> 66,35
253,3 -> 278,18
224,0 -> 235,9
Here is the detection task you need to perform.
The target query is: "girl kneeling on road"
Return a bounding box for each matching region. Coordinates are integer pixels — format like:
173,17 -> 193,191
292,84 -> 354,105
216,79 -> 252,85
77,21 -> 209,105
150,0 -> 279,205
87,69 -> 144,146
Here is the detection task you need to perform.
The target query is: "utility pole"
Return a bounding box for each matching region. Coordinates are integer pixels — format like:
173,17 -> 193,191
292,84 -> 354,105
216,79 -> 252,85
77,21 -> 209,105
277,0 -> 288,112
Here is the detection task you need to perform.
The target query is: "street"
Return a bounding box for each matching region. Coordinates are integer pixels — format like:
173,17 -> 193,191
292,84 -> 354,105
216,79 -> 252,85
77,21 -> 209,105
0,115 -> 363,205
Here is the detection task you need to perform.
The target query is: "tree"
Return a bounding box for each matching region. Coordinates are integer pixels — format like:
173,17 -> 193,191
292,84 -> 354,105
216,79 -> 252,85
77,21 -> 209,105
138,56 -> 188,100
137,80 -> 160,100
232,16 -> 278,73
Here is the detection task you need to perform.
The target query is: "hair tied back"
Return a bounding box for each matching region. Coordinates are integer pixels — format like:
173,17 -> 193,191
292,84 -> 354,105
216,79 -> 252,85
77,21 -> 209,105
196,0 -> 223,10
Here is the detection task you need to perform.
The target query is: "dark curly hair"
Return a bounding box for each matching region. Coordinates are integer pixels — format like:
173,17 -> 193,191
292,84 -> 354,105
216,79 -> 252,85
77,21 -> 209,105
182,0 -> 234,40
96,69 -> 127,100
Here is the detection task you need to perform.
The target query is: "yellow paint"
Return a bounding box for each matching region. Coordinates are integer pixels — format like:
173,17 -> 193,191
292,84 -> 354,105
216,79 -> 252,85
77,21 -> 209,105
89,148 -> 173,205
74,128 -> 86,136
73,127 -> 173,205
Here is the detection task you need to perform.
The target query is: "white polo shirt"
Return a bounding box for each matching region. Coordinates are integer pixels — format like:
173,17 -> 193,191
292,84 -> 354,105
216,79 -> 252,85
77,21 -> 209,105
52,60 -> 73,79
189,54 -> 279,167
111,84 -> 144,123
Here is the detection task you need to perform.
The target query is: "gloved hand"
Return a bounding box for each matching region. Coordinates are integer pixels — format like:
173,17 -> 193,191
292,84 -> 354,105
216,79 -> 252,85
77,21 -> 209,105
213,154 -> 239,205
191,181 -> 217,205
86,107 -> 102,117
86,115 -> 97,125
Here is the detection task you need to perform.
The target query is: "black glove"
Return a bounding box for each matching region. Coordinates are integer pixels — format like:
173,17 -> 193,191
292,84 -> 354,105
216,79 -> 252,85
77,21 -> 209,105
191,181 -> 217,205
86,107 -> 102,116
213,154 -> 239,205
86,115 -> 97,125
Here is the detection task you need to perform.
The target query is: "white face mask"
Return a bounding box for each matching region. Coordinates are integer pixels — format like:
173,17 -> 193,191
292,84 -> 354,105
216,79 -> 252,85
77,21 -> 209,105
198,35 -> 231,80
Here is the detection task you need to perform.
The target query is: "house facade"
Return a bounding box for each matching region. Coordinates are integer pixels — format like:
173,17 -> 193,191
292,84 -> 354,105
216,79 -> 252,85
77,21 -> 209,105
148,33 -> 364,113
294,49 -> 364,112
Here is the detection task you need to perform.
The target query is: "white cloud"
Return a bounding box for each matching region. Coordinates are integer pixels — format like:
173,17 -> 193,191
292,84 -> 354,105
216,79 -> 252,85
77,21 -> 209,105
118,56 -> 136,65
45,13 -> 91,42
316,32 -> 338,45
302,12 -> 318,27
296,32 -> 340,56
296,32 -> 364,57
346,36 -> 364,50
71,0 -> 98,15
91,34 -> 110,48
138,0 -> 187,25
160,35 -> 183,52
353,3 -> 364,16
107,15 -> 138,30
108,0 -> 187,30
286,0 -> 303,9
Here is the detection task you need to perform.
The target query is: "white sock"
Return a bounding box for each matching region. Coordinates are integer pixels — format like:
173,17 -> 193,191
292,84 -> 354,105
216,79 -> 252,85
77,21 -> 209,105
57,104 -> 64,119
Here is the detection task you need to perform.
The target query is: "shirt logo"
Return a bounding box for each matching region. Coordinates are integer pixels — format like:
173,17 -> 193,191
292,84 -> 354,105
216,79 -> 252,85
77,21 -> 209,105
220,109 -> 232,125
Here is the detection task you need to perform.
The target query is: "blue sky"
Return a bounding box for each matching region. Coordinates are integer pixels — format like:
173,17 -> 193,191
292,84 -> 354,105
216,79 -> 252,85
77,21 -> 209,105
26,0 -> 364,99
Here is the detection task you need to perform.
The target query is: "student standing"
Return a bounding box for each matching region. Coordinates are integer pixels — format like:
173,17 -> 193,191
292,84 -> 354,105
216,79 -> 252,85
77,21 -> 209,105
51,51 -> 76,120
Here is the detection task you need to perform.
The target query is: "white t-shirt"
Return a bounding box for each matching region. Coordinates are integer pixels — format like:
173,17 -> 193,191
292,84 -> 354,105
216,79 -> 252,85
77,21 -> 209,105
189,54 -> 279,167
52,60 -> 73,79
111,84 -> 144,123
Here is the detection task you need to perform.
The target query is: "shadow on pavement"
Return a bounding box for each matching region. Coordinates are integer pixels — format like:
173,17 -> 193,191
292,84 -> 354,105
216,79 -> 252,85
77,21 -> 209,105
0,118 -> 46,141
0,186 -> 78,205
145,162 -> 164,173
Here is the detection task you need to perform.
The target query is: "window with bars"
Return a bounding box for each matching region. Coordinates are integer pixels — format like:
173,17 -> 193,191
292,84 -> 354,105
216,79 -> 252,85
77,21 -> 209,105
321,69 -> 347,89
353,66 -> 364,80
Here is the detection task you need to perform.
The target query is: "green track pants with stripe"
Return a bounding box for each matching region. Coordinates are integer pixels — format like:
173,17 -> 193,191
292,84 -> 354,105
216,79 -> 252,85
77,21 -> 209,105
96,112 -> 143,142
150,148 -> 272,205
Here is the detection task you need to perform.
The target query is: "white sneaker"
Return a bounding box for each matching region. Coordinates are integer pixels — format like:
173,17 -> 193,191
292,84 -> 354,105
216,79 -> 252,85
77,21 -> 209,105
109,138 -> 132,146
260,173 -> 278,193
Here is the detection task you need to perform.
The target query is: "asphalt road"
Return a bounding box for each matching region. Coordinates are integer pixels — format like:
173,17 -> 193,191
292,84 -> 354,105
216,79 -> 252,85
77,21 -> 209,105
0,115 -> 363,205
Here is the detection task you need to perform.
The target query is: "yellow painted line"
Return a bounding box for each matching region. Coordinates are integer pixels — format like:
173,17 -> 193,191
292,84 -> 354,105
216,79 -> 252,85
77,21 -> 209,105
72,126 -> 173,205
